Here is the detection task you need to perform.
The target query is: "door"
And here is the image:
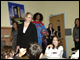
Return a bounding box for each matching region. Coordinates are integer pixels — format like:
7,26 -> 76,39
49,14 -> 66,57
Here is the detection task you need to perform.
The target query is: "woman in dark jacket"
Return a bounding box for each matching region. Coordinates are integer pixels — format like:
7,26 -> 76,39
16,12 -> 38,52
47,23 -> 57,45
73,18 -> 79,49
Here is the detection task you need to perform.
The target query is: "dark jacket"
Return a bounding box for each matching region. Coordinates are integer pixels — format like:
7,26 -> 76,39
73,27 -> 79,41
47,28 -> 57,40
17,22 -> 38,48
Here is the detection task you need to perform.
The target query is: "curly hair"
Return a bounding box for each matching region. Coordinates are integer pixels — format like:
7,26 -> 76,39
33,12 -> 43,21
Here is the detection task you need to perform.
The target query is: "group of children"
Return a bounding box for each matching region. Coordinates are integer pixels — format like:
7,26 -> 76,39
1,36 -> 79,59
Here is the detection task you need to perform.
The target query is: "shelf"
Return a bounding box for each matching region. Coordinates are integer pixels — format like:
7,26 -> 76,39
1,27 -> 12,29
1,37 -> 10,39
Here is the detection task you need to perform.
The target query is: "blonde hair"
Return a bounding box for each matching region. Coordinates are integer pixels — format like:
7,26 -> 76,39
24,12 -> 32,20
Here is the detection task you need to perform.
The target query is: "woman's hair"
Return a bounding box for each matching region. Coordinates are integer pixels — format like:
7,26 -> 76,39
12,22 -> 18,31
24,12 -> 32,20
33,12 -> 43,21
48,23 -> 53,29
74,18 -> 79,27
1,46 -> 15,59
52,36 -> 63,49
26,42 -> 43,59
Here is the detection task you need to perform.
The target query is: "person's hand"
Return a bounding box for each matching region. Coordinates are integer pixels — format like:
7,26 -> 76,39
46,36 -> 48,39
18,48 -> 26,57
51,34 -> 55,36
16,46 -> 20,53
76,39 -> 79,42
43,33 -> 48,36
47,44 -> 53,48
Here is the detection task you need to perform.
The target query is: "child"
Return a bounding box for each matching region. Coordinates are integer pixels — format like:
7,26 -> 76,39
45,36 -> 63,58
70,49 -> 79,59
1,46 -> 26,59
20,42 -> 48,59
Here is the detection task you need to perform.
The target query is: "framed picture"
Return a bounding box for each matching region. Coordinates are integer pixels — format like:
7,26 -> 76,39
8,2 -> 25,26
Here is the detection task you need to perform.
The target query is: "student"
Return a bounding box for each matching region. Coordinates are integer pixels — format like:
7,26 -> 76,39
32,12 -> 48,46
10,22 -> 18,52
20,42 -> 48,59
47,23 -> 57,45
45,36 -> 63,58
73,18 -> 79,50
1,46 -> 26,59
16,12 -> 38,52
70,49 -> 79,59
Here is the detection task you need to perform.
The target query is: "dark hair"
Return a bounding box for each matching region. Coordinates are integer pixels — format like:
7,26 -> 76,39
48,23 -> 53,29
74,18 -> 79,27
52,36 -> 63,49
12,22 -> 18,31
26,42 -> 43,59
1,46 -> 14,59
33,12 -> 43,21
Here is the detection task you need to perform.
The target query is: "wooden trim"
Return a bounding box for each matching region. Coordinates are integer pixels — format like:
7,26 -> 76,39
1,37 -> 11,39
1,27 -> 12,29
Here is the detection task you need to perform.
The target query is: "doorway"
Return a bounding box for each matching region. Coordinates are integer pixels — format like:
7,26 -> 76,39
49,13 -> 67,58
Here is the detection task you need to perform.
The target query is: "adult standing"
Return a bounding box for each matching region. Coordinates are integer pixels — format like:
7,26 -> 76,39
73,18 -> 79,49
47,23 -> 57,45
16,12 -> 38,52
32,12 -> 48,46
10,22 -> 18,51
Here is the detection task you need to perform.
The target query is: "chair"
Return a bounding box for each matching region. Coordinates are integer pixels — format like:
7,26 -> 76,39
62,51 -> 65,58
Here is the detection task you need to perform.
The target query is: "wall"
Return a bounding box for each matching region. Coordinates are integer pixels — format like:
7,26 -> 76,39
1,1 -> 79,58
1,1 -> 45,27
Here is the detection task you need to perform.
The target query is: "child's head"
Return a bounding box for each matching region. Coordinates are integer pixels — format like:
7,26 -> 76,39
52,36 -> 63,49
26,42 -> 43,59
1,46 -> 15,59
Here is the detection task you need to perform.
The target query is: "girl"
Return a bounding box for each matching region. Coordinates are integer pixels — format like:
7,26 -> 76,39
47,23 -> 57,45
16,12 -> 38,52
45,36 -> 63,58
32,12 -> 48,46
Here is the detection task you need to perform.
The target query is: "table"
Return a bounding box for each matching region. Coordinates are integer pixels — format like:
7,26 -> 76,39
42,55 -> 68,59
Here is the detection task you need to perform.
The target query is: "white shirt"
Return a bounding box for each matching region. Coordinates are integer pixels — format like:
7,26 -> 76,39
23,22 -> 29,33
45,46 -> 63,58
71,50 -> 79,59
23,27 -> 27,33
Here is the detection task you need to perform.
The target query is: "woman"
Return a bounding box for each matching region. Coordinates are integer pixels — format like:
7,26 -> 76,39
16,12 -> 38,52
10,22 -> 18,51
47,23 -> 57,45
45,36 -> 63,58
73,18 -> 79,49
32,12 -> 48,46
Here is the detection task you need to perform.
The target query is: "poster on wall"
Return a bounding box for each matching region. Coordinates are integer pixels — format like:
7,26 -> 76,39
8,2 -> 25,26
